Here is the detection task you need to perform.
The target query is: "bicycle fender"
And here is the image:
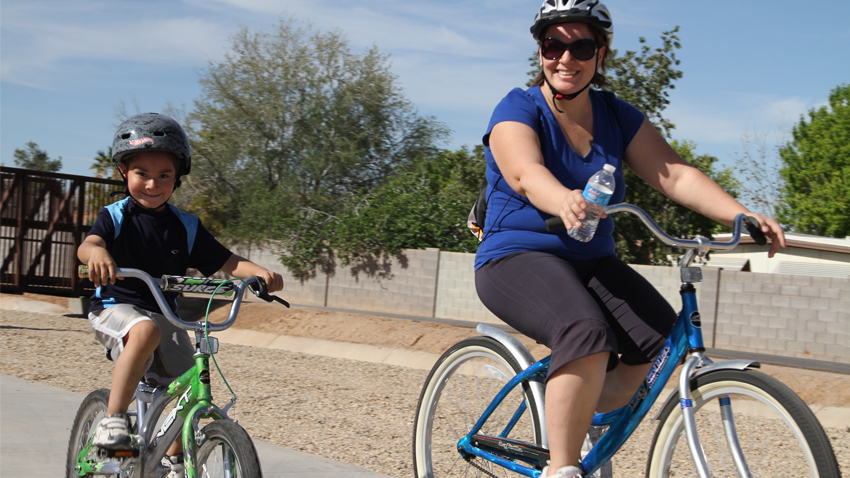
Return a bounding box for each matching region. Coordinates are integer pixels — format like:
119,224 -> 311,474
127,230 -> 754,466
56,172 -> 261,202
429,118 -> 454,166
181,402 -> 228,477
475,323 -> 549,448
476,324 -> 536,370
653,359 -> 760,421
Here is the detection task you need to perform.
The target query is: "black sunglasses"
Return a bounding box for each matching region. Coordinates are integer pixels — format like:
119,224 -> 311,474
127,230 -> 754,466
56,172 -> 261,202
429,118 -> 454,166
540,38 -> 598,62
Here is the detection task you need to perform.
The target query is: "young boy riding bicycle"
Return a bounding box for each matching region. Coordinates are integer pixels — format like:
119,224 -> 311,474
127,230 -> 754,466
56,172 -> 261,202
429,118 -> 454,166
78,113 -> 284,477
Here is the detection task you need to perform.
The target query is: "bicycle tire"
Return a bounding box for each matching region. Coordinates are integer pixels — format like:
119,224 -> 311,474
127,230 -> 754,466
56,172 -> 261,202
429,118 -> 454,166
65,389 -> 115,478
645,369 -> 840,477
195,420 -> 263,478
412,336 -> 544,477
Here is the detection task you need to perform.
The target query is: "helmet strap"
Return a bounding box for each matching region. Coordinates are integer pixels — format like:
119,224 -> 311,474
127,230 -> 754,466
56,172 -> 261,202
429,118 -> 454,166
542,54 -> 599,113
129,194 -> 171,213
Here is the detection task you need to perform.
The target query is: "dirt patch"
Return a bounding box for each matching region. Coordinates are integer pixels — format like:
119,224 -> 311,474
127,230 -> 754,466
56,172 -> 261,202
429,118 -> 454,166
21,292 -> 73,310
206,301 -> 552,359
3,293 -> 849,409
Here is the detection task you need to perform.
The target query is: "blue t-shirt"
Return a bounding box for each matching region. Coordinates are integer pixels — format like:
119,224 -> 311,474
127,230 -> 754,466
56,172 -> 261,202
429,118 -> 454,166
86,198 -> 233,314
474,87 -> 645,270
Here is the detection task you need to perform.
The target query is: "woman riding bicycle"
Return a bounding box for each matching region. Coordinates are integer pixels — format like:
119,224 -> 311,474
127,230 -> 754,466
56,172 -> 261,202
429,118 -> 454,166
473,1 -> 785,476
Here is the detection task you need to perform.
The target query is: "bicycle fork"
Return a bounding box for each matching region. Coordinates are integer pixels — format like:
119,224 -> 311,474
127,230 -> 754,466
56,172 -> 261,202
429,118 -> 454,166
678,352 -> 753,478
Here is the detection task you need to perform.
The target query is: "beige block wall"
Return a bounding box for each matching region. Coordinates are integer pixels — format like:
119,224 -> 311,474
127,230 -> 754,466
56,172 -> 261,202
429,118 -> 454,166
434,251 -> 500,324
237,246 -> 849,364
327,248 -> 440,317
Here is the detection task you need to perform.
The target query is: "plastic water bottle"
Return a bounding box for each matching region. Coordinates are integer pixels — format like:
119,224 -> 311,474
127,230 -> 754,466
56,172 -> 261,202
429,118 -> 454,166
568,164 -> 616,242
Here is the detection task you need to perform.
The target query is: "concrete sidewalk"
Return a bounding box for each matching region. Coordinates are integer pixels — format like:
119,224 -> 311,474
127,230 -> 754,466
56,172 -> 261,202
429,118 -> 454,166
0,375 -> 396,477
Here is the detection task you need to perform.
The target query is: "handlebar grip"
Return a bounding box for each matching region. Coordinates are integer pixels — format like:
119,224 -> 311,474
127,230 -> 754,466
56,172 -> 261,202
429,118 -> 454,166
545,217 -> 565,231
247,276 -> 291,308
743,216 -> 768,246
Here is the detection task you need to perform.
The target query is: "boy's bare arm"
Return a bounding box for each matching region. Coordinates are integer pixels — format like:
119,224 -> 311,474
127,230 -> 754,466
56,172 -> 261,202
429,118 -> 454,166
78,235 -> 119,287
220,254 -> 285,293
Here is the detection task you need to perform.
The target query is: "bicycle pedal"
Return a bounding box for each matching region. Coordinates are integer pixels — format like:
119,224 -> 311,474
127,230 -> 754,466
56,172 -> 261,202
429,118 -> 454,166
97,447 -> 140,458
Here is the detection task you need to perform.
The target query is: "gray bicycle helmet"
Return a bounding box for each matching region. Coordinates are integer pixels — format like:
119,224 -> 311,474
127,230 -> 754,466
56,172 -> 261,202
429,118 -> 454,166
531,0 -> 613,48
112,113 -> 191,179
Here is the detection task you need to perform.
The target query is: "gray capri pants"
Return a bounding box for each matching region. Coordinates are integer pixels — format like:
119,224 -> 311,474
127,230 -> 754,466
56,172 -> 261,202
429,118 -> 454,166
475,251 -> 677,379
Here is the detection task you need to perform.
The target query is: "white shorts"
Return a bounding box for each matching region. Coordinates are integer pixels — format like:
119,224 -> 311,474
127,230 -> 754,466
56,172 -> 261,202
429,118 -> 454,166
88,304 -> 195,386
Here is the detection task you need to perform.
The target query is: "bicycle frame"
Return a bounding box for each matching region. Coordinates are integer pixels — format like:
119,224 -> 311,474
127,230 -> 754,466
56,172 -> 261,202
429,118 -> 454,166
456,205 -> 762,478
73,341 -> 234,478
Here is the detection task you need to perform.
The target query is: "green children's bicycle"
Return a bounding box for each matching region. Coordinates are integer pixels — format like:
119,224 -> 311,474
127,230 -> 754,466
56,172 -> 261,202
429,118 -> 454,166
67,266 -> 289,478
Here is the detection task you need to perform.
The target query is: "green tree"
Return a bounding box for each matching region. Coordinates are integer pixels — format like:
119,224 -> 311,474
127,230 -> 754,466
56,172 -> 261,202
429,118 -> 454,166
605,28 -> 682,138
731,128 -> 784,219
777,84 -> 850,237
330,146 -> 485,277
13,142 -> 62,172
90,147 -> 122,179
185,19 -> 448,279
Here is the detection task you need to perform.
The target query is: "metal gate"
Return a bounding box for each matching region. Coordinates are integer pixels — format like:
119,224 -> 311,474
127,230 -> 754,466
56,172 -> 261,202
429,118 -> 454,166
1,166 -> 124,296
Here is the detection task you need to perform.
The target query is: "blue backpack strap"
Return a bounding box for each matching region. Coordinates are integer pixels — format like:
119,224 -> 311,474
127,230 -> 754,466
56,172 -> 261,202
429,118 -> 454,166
104,197 -> 131,241
167,204 -> 199,255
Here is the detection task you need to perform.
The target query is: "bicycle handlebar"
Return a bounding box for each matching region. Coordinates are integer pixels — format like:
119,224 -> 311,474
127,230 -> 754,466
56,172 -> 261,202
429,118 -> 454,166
78,266 -> 289,333
544,203 -> 767,251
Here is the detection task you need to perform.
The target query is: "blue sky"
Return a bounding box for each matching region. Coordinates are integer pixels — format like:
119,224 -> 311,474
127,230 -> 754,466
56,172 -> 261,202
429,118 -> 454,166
2,0 -> 849,178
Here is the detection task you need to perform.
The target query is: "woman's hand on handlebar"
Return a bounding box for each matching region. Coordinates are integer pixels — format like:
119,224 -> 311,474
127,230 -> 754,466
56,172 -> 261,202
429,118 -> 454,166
557,189 -> 607,232
745,212 -> 786,258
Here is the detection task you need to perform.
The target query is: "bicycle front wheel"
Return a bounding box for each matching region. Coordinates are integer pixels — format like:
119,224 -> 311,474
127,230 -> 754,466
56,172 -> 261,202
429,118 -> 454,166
65,389 -> 115,478
646,369 -> 840,477
195,420 -> 262,477
412,336 -> 544,478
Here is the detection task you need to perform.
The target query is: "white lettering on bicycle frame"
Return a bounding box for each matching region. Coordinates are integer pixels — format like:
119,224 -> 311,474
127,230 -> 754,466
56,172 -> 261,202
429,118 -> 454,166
645,346 -> 671,387
156,385 -> 192,439
169,284 -> 221,294
628,346 -> 670,411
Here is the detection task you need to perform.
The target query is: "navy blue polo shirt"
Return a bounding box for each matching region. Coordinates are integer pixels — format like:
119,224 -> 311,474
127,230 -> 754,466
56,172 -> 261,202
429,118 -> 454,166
86,198 -> 233,315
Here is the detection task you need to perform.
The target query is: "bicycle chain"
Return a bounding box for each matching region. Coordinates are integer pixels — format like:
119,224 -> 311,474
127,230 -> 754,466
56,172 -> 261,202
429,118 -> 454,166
467,456 -> 502,478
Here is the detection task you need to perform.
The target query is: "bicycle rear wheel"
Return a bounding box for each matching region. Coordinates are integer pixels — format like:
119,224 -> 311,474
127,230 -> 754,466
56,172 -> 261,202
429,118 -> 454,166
66,389 -> 116,478
195,420 -> 262,477
412,336 -> 544,477
646,369 -> 840,477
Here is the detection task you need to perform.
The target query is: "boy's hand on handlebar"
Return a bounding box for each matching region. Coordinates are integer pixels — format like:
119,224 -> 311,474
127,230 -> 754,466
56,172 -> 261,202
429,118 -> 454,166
85,248 -> 120,287
746,213 -> 786,258
255,269 -> 284,293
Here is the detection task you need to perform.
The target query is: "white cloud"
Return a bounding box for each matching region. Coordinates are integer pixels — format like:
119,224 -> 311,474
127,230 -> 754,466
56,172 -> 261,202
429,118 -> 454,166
1,1 -> 228,89
666,92 -> 820,147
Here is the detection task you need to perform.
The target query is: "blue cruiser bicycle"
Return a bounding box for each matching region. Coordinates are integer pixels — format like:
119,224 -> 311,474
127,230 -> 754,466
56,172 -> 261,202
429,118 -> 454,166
412,204 -> 840,478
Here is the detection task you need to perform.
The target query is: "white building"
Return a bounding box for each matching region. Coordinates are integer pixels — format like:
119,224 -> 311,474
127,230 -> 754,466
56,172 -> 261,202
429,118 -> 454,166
703,232 -> 850,278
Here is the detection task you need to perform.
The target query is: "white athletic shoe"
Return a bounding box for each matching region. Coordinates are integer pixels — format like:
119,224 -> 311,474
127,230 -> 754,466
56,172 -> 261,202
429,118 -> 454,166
92,413 -> 132,450
583,426 -> 612,478
162,455 -> 186,478
540,465 -> 583,478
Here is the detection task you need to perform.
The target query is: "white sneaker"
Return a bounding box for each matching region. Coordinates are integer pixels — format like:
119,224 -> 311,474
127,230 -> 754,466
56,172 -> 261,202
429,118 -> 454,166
92,413 -> 132,450
582,426 -> 612,478
541,465 -> 583,478
162,455 -> 186,478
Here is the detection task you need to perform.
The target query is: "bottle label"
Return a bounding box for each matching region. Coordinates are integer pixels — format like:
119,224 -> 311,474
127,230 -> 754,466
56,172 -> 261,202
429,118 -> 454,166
582,183 -> 612,206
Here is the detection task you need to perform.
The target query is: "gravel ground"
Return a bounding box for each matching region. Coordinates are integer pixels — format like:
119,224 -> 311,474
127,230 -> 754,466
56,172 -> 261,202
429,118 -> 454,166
1,309 -> 847,477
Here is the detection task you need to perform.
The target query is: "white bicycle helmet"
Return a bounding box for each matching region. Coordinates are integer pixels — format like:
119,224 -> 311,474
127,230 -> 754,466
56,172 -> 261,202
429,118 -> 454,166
531,0 -> 613,48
